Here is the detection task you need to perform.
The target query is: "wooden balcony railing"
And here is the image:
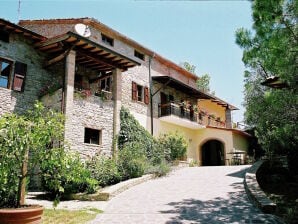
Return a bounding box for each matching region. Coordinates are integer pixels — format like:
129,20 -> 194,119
158,103 -> 226,128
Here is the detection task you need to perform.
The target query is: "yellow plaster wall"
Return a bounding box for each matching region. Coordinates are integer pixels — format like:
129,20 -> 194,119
153,119 -> 198,160
198,100 -> 226,121
153,118 -> 237,165
232,132 -> 249,152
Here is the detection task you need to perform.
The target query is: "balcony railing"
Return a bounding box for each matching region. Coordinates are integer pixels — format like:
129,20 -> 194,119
158,103 -> 226,128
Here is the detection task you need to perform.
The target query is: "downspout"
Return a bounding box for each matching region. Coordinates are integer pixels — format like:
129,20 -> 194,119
149,54 -> 155,135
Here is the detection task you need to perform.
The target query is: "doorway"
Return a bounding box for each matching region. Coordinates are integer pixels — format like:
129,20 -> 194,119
201,140 -> 224,166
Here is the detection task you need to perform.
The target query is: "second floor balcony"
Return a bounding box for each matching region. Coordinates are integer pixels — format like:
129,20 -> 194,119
158,103 -> 227,129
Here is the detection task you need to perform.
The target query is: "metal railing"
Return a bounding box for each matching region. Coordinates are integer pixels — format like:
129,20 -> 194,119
158,103 -> 227,128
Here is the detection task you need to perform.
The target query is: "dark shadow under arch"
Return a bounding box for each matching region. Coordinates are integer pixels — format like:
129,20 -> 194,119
201,140 -> 224,166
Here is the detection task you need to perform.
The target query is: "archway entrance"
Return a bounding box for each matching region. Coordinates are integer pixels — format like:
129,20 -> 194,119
201,140 -> 224,166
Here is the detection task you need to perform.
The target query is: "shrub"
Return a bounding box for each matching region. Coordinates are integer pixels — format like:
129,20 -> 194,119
41,148 -> 98,200
146,160 -> 171,177
88,156 -> 121,187
157,132 -> 188,161
117,142 -> 147,180
118,107 -> 155,159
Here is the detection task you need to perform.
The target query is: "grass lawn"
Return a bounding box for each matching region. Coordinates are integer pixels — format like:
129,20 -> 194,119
42,208 -> 102,224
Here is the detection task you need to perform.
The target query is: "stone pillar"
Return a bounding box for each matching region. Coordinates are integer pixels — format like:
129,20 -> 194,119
225,106 -> 232,129
112,68 -> 122,154
64,50 -> 76,140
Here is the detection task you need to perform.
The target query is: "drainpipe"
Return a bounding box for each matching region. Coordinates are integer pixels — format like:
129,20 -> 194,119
149,54 -> 155,135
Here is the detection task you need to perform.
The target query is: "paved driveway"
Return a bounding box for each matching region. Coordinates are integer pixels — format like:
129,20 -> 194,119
90,166 -> 283,224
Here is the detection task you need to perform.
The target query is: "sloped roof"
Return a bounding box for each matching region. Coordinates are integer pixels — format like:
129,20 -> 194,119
0,18 -> 45,42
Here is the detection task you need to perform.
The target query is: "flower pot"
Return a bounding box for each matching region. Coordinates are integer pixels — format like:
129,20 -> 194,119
0,205 -> 43,224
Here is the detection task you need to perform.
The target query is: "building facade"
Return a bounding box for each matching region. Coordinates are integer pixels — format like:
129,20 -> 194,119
0,18 -> 250,165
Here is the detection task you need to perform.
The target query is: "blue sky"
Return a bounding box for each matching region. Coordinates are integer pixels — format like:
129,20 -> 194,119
0,0 -> 253,122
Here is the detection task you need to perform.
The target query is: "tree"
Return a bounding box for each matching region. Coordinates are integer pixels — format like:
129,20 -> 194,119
180,61 -> 212,93
0,102 -> 65,207
196,74 -> 211,93
180,61 -> 196,74
235,0 -> 298,170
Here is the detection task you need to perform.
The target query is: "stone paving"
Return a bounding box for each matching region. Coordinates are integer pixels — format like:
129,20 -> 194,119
90,166 -> 283,224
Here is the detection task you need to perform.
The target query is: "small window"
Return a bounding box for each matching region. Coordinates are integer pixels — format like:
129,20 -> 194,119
134,50 -> 145,61
0,30 -> 9,43
84,128 -> 101,145
13,61 -> 27,92
102,34 -> 114,47
99,75 -> 112,92
137,85 -> 143,102
0,58 -> 12,89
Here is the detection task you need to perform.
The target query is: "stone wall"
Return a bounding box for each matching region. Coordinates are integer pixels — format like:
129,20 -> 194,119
64,96 -> 114,158
121,64 -> 150,116
0,34 -> 56,116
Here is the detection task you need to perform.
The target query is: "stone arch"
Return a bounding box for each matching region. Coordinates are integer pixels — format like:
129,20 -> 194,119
199,139 -> 225,166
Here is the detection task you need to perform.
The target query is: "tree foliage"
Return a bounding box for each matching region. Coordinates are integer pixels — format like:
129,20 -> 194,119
180,61 -> 212,93
235,0 -> 298,162
196,74 -> 211,93
180,61 -> 196,74
0,102 -> 65,207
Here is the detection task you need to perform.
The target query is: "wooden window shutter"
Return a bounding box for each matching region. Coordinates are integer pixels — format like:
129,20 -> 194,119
13,61 -> 27,92
132,81 -> 137,100
144,87 -> 149,104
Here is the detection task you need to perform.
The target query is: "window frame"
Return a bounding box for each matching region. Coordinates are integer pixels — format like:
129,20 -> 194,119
137,84 -> 143,102
0,58 -> 13,89
99,75 -> 112,92
101,34 -> 114,47
131,81 -> 149,104
134,50 -> 145,61
84,127 -> 102,145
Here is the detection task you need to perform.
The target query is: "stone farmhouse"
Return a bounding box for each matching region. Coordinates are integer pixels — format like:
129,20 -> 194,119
0,18 -> 250,166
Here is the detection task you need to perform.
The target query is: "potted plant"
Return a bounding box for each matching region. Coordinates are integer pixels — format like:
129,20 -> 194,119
0,102 -> 65,223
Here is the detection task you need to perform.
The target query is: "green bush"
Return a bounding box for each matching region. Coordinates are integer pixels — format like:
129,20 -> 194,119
88,156 -> 121,187
157,132 -> 188,161
118,107 -> 155,159
146,160 -> 171,177
41,148 -> 98,199
0,102 -> 66,208
117,142 -> 147,180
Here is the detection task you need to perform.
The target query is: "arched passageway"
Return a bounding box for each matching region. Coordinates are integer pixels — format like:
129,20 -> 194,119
201,140 -> 224,166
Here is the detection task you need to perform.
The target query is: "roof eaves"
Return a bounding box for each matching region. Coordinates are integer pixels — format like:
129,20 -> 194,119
0,18 -> 45,41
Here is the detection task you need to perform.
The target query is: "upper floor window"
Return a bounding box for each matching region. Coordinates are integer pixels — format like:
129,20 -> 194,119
99,75 -> 112,92
102,34 -> 114,47
0,59 -> 12,88
0,30 -> 9,43
0,59 -> 27,92
134,50 -> 145,61
132,81 -> 149,104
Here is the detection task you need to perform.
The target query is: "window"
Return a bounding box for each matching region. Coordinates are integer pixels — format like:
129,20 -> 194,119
132,81 -> 149,104
99,75 -> 112,92
134,50 -> 145,61
102,34 -> 114,47
137,85 -> 143,101
0,59 -> 27,91
0,30 -> 9,43
74,74 -> 83,90
0,59 -> 12,88
84,128 -> 101,145
12,61 -> 27,92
